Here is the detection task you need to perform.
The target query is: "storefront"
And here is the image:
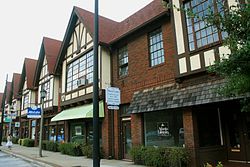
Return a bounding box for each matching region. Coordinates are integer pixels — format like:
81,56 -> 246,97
51,101 -> 104,144
144,110 -> 184,147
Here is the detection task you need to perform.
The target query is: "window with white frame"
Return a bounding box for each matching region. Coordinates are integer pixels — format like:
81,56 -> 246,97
66,50 -> 93,92
41,80 -> 50,101
149,28 -> 165,67
23,93 -> 29,109
184,0 -> 225,51
118,46 -> 128,77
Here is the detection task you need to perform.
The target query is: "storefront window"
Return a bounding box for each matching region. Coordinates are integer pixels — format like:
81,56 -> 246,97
70,122 -> 86,144
144,110 -> 184,147
49,126 -> 56,142
57,126 -> 65,142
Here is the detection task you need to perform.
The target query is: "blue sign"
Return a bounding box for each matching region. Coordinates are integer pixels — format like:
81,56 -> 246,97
27,106 -> 41,118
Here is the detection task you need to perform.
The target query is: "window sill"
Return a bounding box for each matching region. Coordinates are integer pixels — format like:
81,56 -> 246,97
188,41 -> 222,56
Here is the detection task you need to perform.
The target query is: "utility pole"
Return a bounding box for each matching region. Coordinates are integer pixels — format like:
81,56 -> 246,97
93,0 -> 100,166
0,74 -> 8,146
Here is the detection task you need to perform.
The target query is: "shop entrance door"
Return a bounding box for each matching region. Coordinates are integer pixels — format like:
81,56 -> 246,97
227,113 -> 250,162
121,121 -> 132,159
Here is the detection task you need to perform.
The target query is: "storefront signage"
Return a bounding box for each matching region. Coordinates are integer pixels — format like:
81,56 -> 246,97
106,87 -> 120,110
157,122 -> 170,136
27,106 -> 41,118
15,122 -> 20,127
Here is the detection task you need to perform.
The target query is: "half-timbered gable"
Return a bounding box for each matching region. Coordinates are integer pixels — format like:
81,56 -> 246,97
19,58 -> 37,117
55,7 -> 116,106
34,37 -> 61,109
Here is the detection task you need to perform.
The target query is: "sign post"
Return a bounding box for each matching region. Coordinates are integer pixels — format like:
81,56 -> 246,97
105,87 -> 120,158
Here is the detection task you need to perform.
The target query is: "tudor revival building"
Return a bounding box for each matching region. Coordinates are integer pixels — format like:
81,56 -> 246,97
52,6 -> 112,155
1,0 -> 248,166
19,58 -> 38,140
8,73 -> 21,137
33,37 -> 62,142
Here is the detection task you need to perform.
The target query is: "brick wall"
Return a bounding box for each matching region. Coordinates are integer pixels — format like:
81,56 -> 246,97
112,19 -> 176,104
110,17 -> 177,159
131,114 -> 143,146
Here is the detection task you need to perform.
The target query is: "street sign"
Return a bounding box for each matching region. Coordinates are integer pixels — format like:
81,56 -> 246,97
107,105 -> 119,110
105,87 -> 120,106
27,106 -> 41,118
15,122 -> 20,127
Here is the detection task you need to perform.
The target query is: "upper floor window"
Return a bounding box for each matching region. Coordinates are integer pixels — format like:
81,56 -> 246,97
118,46 -> 128,77
149,28 -> 165,67
41,63 -> 48,78
23,93 -> 29,109
66,50 -> 93,92
42,80 -> 50,101
184,0 -> 225,51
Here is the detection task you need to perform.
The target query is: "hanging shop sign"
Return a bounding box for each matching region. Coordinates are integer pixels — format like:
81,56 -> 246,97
27,106 -> 41,118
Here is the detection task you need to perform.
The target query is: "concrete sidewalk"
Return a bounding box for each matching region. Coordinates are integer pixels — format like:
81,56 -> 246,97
0,143 -> 145,167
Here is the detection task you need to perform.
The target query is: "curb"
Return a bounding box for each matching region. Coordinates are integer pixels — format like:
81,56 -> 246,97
0,149 -> 59,167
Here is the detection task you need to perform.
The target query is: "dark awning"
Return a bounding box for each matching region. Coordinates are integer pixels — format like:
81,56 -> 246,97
128,79 -> 247,114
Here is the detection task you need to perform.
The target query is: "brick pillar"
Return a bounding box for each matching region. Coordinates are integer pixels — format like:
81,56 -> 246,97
101,107 -> 111,159
113,110 -> 121,159
64,121 -> 69,142
131,113 -> 143,146
183,109 -> 199,167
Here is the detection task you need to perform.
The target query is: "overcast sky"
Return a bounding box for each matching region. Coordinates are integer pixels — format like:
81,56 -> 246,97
0,0 -> 153,92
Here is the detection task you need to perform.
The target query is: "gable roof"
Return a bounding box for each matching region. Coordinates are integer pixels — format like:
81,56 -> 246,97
43,37 -> 62,74
55,0 -> 168,74
8,73 -> 21,103
5,82 -> 12,104
34,37 -> 62,86
109,0 -> 168,43
74,0 -> 167,44
19,58 -> 38,92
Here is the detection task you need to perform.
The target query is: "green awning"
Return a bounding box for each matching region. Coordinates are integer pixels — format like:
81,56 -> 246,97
51,101 -> 104,122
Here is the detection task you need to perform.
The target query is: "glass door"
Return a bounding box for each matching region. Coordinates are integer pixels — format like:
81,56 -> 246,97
122,121 -> 132,159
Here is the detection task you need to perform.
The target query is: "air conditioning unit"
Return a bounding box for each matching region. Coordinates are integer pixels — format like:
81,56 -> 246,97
77,77 -> 88,87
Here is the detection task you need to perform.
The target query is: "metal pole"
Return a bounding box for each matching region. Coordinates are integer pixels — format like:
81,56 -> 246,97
93,0 -> 100,166
0,74 -> 8,146
9,113 -> 12,135
39,98 -> 44,157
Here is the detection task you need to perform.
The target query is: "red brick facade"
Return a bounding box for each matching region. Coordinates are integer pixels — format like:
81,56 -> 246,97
111,16 -> 177,159
112,19 -> 176,104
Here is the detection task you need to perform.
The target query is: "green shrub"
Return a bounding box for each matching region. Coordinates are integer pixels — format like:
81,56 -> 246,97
165,147 -> 190,167
143,147 -> 168,167
22,138 -> 34,147
129,145 -> 146,165
59,143 -> 83,156
129,146 -> 190,167
12,137 -> 19,144
42,140 -> 59,152
81,144 -> 104,159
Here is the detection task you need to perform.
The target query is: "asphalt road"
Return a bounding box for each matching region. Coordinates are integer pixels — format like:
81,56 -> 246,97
0,151 -> 41,167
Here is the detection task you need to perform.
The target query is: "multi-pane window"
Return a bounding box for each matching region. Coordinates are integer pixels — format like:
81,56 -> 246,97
42,80 -> 50,101
23,93 -> 29,109
42,63 -> 48,78
184,0 -> 225,51
118,46 -> 128,77
149,28 -> 165,67
66,50 -> 93,92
